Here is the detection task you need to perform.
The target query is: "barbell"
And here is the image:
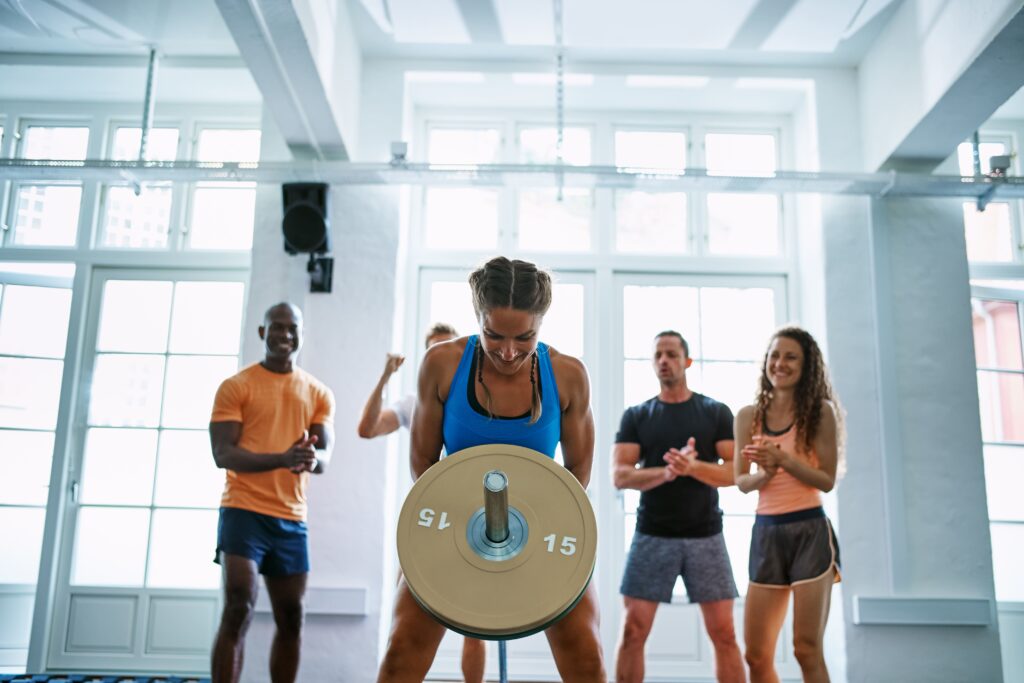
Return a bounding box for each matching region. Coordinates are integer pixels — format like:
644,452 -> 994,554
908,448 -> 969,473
396,444 -> 598,640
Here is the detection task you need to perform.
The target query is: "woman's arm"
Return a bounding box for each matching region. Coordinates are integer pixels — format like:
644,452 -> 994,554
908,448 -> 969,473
779,402 -> 838,492
556,355 -> 595,489
409,344 -> 453,480
734,406 -> 774,493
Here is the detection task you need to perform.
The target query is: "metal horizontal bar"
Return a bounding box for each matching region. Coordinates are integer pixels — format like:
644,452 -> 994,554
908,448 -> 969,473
1,159 -> 1023,198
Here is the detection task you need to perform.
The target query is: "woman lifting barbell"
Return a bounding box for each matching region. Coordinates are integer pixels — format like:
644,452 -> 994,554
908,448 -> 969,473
376,256 -> 606,683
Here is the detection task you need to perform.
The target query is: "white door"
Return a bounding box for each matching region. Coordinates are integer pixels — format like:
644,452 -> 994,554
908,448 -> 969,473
47,269 -> 246,673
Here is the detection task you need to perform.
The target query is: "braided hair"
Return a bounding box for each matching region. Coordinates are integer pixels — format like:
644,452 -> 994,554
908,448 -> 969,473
468,257 -> 553,424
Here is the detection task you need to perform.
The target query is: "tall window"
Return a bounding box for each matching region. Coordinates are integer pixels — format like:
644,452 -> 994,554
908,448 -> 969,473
971,281 -> 1024,602
70,275 -> 245,589
704,132 -> 780,256
188,129 -> 261,250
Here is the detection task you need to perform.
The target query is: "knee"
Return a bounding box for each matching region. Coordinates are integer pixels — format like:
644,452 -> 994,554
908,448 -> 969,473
273,601 -> 304,638
619,614 -> 652,649
792,637 -> 824,670
705,620 -> 738,649
744,645 -> 774,674
221,589 -> 256,632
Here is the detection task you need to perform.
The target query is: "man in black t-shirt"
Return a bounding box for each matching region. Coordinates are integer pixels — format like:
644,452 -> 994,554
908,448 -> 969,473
612,331 -> 743,683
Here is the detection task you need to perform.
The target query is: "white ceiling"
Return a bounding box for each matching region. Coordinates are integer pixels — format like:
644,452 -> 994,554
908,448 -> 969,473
0,0 -> 238,56
355,0 -> 904,66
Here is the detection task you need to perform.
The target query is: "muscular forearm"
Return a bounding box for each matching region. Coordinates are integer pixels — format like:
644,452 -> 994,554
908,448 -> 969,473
214,446 -> 285,472
614,466 -> 670,492
689,460 -> 735,488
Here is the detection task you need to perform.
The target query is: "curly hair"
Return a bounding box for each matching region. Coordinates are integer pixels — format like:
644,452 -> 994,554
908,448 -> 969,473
754,326 -> 846,470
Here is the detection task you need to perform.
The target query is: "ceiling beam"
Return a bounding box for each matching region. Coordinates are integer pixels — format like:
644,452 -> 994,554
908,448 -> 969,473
454,0 -> 503,43
215,0 -> 349,160
728,0 -> 799,50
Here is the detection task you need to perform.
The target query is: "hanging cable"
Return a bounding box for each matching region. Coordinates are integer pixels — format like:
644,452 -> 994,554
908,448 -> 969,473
554,0 -> 565,201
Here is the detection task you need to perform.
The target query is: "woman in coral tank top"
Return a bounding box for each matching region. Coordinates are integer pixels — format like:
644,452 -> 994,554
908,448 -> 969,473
734,327 -> 844,683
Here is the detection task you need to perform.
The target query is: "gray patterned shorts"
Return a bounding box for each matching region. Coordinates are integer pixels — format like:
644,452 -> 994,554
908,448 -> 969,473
619,530 -> 739,604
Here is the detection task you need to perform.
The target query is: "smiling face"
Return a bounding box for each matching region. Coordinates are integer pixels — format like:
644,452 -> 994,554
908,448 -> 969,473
478,306 -> 542,376
259,304 -> 303,364
765,334 -> 804,390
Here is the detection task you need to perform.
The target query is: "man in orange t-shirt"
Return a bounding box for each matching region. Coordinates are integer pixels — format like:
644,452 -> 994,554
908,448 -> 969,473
208,302 -> 335,683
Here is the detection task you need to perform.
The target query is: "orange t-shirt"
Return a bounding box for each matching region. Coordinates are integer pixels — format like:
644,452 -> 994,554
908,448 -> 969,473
754,424 -> 822,515
211,363 -> 335,521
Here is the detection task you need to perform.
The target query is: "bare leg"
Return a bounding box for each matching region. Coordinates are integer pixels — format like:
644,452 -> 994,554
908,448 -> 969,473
699,599 -> 745,683
376,578 -> 448,683
211,554 -> 259,683
264,571 -> 308,683
791,571 -> 834,683
461,637 -> 486,683
743,585 -> 790,683
545,585 -> 606,683
614,597 -> 658,683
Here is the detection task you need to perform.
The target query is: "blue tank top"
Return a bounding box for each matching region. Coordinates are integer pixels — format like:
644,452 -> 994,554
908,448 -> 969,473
442,335 -> 561,458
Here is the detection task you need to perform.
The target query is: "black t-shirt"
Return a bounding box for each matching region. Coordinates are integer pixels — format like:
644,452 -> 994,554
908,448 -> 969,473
615,393 -> 734,538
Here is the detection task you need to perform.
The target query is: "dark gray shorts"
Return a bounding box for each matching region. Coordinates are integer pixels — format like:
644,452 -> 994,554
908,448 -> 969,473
749,507 -> 840,587
619,530 -> 739,604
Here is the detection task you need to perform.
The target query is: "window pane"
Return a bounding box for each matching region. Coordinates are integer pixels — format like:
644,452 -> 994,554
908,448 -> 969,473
147,509 -> 220,588
100,185 -> 173,249
517,188 -> 592,252
429,281 -> 477,336
624,359 -> 660,409
543,283 -> 584,357
623,286 -> 700,359
615,191 -> 687,254
519,128 -> 590,165
977,370 -> 1024,442
162,355 -> 239,428
0,357 -> 63,429
111,127 -> 179,162
154,430 -> 223,508
971,299 -> 1022,370
196,129 -> 261,162
963,203 -> 1014,262
696,361 -> 759,415
424,188 -> 499,251
707,193 -> 780,256
722,515 -> 754,594
169,281 -> 245,355
615,131 -> 686,170
96,280 -> 172,353
705,133 -> 776,176
428,128 -> 501,165
79,428 -> 157,506
622,490 -> 640,515
72,507 -> 150,586
990,522 -> 1024,601
718,485 -> 758,517
984,445 -> 1024,522
22,126 -> 89,160
0,285 -> 72,358
700,287 -> 776,361
624,513 -> 636,551
0,431 -> 54,506
189,186 -> 256,250
88,354 -> 166,427
0,508 -> 46,583
957,141 -> 1007,176
13,185 -> 82,247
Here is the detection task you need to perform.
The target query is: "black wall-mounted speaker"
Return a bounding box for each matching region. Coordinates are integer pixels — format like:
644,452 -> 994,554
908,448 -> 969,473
282,182 -> 330,255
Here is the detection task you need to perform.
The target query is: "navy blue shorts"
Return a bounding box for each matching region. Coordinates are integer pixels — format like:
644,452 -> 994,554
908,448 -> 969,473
215,507 -> 310,577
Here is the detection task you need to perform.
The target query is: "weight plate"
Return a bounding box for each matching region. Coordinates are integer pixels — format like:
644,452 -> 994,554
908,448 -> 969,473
397,444 -> 597,639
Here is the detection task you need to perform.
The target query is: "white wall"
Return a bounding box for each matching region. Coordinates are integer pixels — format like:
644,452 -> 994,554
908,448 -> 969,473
238,110 -> 401,682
